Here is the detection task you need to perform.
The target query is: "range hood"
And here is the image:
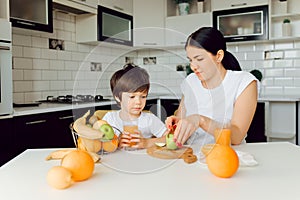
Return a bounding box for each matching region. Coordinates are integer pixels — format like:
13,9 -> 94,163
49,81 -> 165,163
52,0 -> 97,15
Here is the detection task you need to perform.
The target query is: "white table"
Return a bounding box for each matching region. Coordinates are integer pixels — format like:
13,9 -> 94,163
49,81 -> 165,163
1,142 -> 300,200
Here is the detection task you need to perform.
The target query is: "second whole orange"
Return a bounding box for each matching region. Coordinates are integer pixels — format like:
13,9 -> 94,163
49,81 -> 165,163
61,150 -> 95,181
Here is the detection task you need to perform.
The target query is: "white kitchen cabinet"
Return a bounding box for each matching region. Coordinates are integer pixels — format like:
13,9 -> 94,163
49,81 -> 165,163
166,0 -> 211,17
269,0 -> 300,40
0,0 -> 9,19
133,0 -> 165,47
53,0 -> 98,14
99,0 -> 133,15
76,14 -> 97,44
165,12 -> 212,47
211,0 -> 268,11
265,101 -> 296,144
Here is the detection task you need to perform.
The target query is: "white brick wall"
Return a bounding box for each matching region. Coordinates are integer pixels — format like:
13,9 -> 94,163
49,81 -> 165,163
12,11 -> 300,103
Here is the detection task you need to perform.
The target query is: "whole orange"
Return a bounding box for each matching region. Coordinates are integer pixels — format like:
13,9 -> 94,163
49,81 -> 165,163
102,134 -> 118,153
61,150 -> 95,181
206,144 -> 239,178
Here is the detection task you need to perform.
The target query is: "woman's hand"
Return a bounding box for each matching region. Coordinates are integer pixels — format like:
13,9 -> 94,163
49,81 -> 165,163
165,115 -> 180,130
172,114 -> 201,146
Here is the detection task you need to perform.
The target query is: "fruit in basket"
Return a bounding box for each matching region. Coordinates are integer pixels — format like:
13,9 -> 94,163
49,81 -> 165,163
73,110 -> 104,139
92,119 -> 108,130
88,115 -> 98,125
61,150 -> 95,182
100,123 -> 115,140
206,144 -> 239,178
102,134 -> 119,153
78,137 -> 102,153
46,166 -> 73,189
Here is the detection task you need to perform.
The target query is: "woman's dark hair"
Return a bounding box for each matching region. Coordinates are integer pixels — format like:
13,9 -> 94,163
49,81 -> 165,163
110,64 -> 150,104
185,27 -> 241,71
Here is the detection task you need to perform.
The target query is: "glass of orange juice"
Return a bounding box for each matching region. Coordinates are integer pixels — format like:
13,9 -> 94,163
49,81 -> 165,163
123,119 -> 139,150
214,122 -> 231,146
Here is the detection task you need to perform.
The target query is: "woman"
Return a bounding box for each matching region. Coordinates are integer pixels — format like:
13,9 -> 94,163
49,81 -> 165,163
165,27 -> 258,146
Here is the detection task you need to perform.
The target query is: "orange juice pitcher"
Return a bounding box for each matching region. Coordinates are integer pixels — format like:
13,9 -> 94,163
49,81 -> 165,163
214,128 -> 231,146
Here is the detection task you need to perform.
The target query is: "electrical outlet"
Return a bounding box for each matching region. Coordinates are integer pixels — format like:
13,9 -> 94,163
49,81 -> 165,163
90,62 -> 102,71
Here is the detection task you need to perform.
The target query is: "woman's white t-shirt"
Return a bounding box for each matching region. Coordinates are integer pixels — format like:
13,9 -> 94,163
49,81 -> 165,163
102,110 -> 166,138
181,70 -> 257,145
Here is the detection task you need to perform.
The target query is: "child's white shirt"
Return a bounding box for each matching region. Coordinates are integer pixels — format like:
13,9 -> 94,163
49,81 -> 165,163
102,110 -> 166,138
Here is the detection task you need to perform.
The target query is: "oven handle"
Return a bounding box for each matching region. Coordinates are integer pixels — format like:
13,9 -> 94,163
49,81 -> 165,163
0,46 -> 10,50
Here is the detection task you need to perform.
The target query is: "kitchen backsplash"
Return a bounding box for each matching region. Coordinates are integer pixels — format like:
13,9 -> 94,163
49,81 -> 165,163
11,11 -> 300,103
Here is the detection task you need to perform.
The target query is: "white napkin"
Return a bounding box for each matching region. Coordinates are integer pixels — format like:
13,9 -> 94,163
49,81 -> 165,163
199,150 -> 258,167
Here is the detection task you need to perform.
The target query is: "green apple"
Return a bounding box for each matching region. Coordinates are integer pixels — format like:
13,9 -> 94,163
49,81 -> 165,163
166,133 -> 178,150
100,124 -> 115,140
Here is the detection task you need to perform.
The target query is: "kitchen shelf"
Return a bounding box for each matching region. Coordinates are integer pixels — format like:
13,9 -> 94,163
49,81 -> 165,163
271,13 -> 300,19
269,36 -> 300,41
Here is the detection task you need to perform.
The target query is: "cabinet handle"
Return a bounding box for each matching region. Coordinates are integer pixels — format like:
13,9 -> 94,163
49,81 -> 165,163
25,120 -> 46,125
180,41 -> 185,44
59,116 -> 74,120
143,42 -> 157,45
231,3 -> 247,7
0,46 -> 10,50
113,6 -> 124,11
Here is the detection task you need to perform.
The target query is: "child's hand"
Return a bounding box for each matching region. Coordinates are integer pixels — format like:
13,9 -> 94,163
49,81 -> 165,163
119,131 -> 131,148
128,132 -> 146,149
119,130 -> 143,149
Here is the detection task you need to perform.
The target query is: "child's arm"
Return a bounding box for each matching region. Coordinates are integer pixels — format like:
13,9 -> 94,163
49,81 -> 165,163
130,129 -> 169,149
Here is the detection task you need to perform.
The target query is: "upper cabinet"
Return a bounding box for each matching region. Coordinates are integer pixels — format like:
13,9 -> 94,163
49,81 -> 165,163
211,0 -> 268,11
165,12 -> 212,46
0,0 -> 9,19
269,0 -> 300,40
98,0 -> 133,15
133,0 -> 165,47
165,0 -> 212,46
10,0 -> 53,33
76,5 -> 133,46
53,0 -> 98,14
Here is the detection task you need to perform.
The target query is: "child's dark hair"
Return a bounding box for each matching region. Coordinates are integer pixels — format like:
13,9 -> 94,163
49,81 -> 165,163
110,64 -> 150,104
185,27 -> 241,71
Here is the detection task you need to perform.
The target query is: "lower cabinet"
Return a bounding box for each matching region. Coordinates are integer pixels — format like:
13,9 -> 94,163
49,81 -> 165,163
246,102 -> 266,143
160,99 -> 181,122
13,111 -> 76,155
13,104 -> 119,154
0,117 -> 17,166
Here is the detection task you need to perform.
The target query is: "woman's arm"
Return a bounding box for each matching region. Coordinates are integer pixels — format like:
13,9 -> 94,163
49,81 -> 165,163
197,80 -> 258,144
171,81 -> 258,146
230,80 -> 257,144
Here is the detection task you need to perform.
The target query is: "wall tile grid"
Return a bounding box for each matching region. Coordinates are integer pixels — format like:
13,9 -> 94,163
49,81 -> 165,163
228,41 -> 300,96
11,11 -> 300,103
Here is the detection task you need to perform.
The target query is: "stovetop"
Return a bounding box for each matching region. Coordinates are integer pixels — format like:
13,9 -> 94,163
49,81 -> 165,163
37,95 -> 111,104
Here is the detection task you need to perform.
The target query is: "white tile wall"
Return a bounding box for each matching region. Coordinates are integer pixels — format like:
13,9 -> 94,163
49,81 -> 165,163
11,11 -> 300,103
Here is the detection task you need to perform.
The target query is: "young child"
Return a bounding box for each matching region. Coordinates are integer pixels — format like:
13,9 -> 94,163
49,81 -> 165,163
102,64 -> 167,149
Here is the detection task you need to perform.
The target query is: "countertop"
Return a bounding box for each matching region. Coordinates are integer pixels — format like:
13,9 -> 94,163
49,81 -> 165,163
1,142 -> 300,200
8,93 -> 181,118
2,94 -> 300,119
